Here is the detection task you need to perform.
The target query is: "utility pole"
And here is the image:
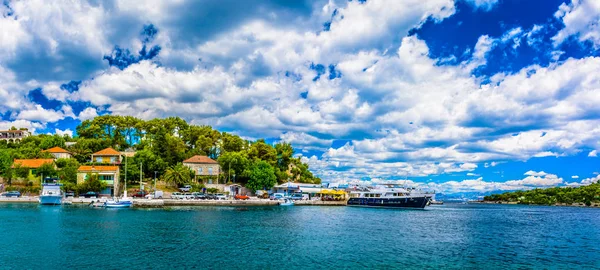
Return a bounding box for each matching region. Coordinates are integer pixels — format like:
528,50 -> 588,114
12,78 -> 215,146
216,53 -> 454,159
140,162 -> 143,191
154,171 -> 157,190
229,158 -> 237,184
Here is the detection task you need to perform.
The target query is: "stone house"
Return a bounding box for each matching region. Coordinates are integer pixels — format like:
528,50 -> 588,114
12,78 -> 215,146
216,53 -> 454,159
183,155 -> 220,183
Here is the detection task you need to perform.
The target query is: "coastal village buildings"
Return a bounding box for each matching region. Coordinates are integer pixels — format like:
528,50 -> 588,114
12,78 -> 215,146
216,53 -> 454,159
91,148 -> 122,164
0,129 -> 30,143
43,147 -> 72,160
11,159 -> 55,180
77,165 -> 120,196
183,155 -> 220,183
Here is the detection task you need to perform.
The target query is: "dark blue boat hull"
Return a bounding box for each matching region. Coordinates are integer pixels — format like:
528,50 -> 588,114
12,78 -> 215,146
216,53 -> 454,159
347,197 -> 429,209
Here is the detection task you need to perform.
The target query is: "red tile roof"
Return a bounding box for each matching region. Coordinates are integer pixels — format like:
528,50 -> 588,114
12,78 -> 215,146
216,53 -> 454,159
183,155 -> 218,164
43,146 -> 70,153
92,148 -> 121,156
12,159 -> 54,168
78,165 -> 119,172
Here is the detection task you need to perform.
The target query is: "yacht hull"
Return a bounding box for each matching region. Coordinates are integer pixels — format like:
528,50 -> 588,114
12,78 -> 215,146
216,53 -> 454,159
39,195 -> 62,205
347,196 -> 428,209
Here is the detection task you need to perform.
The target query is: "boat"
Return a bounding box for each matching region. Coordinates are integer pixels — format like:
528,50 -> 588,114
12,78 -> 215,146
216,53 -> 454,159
347,185 -> 431,209
39,178 -> 63,205
103,157 -> 133,208
279,198 -> 294,206
429,200 -> 444,205
104,197 -> 133,208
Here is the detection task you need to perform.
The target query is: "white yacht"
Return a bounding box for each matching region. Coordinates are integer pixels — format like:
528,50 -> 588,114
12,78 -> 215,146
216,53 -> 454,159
39,182 -> 63,206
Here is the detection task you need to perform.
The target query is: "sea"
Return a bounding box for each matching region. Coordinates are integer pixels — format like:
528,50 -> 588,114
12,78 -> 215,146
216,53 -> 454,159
0,203 -> 599,269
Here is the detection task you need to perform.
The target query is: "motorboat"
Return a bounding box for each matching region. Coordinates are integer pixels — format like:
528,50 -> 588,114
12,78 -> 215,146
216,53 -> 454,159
279,198 -> 294,206
39,178 -> 63,205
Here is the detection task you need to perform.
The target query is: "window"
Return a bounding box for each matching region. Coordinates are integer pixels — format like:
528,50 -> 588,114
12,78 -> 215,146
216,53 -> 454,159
198,167 -> 203,174
96,157 -> 102,163
208,167 -> 213,175
99,175 -> 113,181
110,157 -> 116,163
31,169 -> 36,175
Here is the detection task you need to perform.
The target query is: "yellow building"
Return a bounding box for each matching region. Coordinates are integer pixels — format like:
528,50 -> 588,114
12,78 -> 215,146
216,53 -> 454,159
77,165 -> 120,197
91,148 -> 122,164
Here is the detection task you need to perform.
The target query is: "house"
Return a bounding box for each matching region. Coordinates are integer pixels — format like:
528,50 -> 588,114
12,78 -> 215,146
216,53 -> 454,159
91,147 -> 122,164
0,129 -> 30,143
77,165 -> 120,197
11,159 -> 55,180
43,146 -> 72,159
183,155 -> 220,183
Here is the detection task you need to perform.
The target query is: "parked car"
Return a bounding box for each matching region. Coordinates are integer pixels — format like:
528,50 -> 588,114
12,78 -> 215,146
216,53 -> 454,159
182,193 -> 194,200
256,190 -> 269,199
234,194 -> 250,200
290,193 -> 304,200
192,192 -> 206,200
215,193 -> 227,200
65,191 -> 75,198
147,190 -> 164,199
206,194 -> 217,200
270,193 -> 285,200
2,191 -> 21,198
179,185 -> 192,192
132,191 -> 148,198
80,191 -> 98,198
171,192 -> 183,199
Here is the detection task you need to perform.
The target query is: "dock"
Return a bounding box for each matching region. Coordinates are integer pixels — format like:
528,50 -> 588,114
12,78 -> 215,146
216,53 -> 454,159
0,197 -> 348,207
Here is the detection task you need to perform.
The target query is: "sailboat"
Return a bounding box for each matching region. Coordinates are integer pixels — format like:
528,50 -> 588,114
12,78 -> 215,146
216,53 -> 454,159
104,156 -> 133,208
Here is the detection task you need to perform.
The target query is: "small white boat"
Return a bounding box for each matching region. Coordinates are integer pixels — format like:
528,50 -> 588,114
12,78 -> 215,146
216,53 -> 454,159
104,165 -> 134,208
279,198 -> 294,206
104,196 -> 133,208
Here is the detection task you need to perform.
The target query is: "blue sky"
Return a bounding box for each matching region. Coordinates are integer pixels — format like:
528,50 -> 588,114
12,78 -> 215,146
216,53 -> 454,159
1,0 -> 600,193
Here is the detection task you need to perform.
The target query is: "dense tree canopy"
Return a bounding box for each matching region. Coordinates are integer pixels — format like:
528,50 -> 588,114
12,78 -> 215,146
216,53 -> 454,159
0,115 -> 321,191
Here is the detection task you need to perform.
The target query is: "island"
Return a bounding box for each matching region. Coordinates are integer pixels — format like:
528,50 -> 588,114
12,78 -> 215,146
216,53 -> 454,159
483,182 -> 600,207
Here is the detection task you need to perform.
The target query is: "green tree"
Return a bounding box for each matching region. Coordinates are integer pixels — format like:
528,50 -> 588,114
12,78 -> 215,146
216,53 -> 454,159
2,166 -> 14,186
56,158 -> 79,183
246,160 -> 277,192
39,134 -> 66,150
248,139 -> 277,165
77,173 -> 107,193
217,151 -> 250,183
163,163 -> 192,187
36,163 -> 57,179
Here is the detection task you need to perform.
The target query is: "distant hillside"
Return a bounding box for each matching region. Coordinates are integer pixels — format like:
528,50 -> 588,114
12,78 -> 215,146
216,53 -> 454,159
483,182 -> 600,206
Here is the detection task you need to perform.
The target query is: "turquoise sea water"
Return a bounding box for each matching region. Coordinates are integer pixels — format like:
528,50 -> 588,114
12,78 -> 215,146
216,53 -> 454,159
0,203 -> 599,269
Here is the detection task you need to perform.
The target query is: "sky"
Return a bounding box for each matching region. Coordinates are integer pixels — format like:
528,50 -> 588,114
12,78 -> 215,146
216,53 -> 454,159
1,0 -> 600,194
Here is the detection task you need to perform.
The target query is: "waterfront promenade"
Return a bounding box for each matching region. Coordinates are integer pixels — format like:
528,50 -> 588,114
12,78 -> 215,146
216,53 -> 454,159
0,196 -> 347,207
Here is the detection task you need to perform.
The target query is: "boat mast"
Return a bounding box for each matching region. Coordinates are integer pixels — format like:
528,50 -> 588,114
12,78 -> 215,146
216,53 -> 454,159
124,156 -> 127,197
